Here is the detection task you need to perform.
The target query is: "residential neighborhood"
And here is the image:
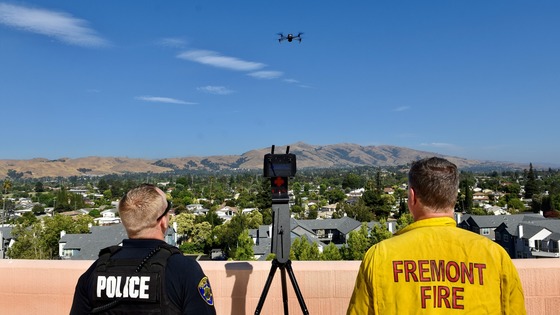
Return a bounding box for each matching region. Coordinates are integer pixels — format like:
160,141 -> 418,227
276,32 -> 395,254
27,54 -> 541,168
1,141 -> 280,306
1,164 -> 560,261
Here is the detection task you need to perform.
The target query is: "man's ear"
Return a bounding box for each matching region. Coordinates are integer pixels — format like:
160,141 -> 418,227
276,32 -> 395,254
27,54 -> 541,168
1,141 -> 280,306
158,216 -> 168,233
408,187 -> 417,207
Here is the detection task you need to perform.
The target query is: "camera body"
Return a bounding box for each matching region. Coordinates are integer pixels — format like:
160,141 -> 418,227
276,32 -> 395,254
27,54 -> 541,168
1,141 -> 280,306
263,153 -> 296,178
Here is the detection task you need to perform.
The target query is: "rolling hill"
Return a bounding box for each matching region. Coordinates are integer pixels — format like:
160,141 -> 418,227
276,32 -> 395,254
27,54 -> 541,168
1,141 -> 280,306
0,142 -> 528,178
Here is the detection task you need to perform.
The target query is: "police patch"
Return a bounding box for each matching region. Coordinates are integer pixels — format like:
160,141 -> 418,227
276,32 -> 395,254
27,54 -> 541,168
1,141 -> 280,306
198,276 -> 214,306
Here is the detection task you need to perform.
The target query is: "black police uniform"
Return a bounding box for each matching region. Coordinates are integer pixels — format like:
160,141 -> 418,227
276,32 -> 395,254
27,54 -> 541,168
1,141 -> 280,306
70,239 -> 216,315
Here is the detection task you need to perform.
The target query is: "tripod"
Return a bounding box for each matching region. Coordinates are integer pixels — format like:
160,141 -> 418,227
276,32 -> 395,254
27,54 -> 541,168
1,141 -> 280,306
256,146 -> 308,314
254,258 -> 309,315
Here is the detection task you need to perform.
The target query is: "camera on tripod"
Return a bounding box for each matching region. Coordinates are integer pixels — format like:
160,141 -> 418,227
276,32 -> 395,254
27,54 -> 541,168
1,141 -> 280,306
255,145 -> 308,315
263,146 -> 296,203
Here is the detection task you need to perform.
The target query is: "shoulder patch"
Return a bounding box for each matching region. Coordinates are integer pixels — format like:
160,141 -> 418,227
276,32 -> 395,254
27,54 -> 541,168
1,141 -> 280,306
198,276 -> 214,306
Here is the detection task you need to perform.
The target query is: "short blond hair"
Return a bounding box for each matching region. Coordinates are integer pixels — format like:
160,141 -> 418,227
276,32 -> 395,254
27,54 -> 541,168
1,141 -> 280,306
118,184 -> 165,238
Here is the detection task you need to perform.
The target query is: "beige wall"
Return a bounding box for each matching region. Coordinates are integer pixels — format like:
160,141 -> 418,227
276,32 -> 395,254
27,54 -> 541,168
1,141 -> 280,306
0,259 -> 557,315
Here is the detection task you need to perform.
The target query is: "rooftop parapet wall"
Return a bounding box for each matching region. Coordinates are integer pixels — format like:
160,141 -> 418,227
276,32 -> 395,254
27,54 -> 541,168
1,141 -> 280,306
0,259 -> 557,315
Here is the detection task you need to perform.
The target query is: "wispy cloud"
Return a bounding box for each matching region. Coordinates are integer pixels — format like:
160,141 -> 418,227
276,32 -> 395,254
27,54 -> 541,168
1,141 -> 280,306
177,50 -> 265,71
394,106 -> 410,112
135,96 -> 196,105
158,37 -> 187,48
197,86 -> 235,95
248,71 -> 283,79
283,78 -> 299,84
0,3 -> 108,47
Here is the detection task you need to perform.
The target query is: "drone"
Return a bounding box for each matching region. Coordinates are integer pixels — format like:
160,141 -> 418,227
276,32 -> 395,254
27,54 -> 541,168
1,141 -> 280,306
277,32 -> 303,43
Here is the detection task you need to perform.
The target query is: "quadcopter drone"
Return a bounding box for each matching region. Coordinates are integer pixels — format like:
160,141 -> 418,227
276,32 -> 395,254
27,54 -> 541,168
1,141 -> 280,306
277,32 -> 303,43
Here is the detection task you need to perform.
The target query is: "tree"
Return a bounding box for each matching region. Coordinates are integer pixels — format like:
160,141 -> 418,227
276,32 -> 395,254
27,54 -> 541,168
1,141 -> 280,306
8,214 -> 93,259
342,173 -> 364,190
326,187 -> 346,204
321,242 -> 342,260
191,221 -> 213,252
340,198 -> 372,222
507,198 -> 526,213
458,179 -> 473,213
290,236 -> 321,261
524,163 -> 539,199
370,220 -> 393,245
34,181 -> 45,193
396,213 -> 414,231
171,213 -> 196,243
361,190 -> 392,219
32,204 -> 45,215
343,224 -> 371,260
233,229 -> 254,261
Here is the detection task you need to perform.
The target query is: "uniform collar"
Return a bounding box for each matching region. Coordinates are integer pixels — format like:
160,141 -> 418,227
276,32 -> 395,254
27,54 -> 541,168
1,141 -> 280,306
395,216 -> 457,236
122,239 -> 167,248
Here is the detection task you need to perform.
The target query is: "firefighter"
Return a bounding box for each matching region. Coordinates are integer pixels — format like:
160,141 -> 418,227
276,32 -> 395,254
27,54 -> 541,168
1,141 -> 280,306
347,157 -> 526,315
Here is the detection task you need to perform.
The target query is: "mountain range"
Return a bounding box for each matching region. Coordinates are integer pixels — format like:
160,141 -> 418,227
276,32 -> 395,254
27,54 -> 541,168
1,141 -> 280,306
0,142 -> 530,179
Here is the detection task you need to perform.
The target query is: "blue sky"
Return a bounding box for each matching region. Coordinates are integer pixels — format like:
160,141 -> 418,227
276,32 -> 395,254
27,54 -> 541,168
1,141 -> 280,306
0,1 -> 559,165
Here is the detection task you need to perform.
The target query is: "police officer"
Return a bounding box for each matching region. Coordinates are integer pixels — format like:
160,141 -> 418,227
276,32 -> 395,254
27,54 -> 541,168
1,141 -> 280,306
70,184 -> 216,314
347,157 -> 526,315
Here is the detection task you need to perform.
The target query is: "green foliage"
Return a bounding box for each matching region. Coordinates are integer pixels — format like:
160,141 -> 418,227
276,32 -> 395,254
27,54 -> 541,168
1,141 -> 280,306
290,236 -> 321,260
321,242 -> 342,260
370,220 -> 393,245
233,229 -> 254,261
88,209 -> 101,218
458,179 -> 473,213
507,198 -> 526,213
340,198 -> 372,222
8,214 -> 93,259
342,173 -> 365,190
343,223 -> 371,260
396,213 -> 414,231
34,181 -> 44,193
32,204 -> 45,215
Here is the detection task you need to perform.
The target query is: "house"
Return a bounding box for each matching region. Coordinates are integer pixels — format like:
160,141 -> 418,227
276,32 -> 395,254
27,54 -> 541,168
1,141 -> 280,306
93,209 -> 121,225
216,206 -> 236,222
59,224 -> 128,260
318,204 -> 338,219
457,213 -> 543,241
472,192 -> 490,205
494,216 -> 560,259
249,217 -> 368,260
58,223 -> 177,260
295,216 -> 362,245
0,226 -> 13,259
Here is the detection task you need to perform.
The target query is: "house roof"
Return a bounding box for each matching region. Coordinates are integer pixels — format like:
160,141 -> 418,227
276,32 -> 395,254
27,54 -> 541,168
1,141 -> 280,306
60,224 -> 128,260
462,213 -> 545,229
60,224 -> 177,260
520,224 -> 549,239
0,227 -> 13,239
295,216 -> 361,235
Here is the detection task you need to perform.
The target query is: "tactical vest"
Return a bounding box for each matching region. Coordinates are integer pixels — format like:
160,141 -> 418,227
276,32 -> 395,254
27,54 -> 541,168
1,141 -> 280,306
90,243 -> 182,315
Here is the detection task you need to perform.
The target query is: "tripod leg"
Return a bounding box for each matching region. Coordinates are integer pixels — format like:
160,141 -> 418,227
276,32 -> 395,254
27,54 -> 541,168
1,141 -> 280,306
280,266 -> 289,315
285,261 -> 310,315
254,260 -> 279,315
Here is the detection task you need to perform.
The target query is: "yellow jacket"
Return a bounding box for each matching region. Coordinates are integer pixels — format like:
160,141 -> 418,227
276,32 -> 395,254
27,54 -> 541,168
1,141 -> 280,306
347,217 -> 526,315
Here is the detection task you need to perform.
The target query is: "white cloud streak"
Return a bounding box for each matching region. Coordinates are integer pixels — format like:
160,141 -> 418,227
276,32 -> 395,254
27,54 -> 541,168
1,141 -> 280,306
135,96 -> 196,105
177,50 -> 265,71
248,71 -> 283,79
283,78 -> 299,84
0,3 -> 108,47
394,106 -> 410,112
197,86 -> 234,95
158,37 -> 187,48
